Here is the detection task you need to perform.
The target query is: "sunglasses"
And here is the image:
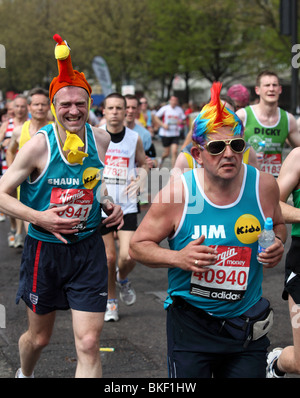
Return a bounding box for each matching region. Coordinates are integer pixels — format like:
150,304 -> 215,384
199,138 -> 246,156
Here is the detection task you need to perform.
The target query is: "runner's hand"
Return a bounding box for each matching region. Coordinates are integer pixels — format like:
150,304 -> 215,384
36,205 -> 81,244
257,237 -> 284,269
102,201 -> 124,230
176,235 -> 218,273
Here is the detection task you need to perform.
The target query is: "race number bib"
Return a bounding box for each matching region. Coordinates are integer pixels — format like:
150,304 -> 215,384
190,245 -> 252,302
103,155 -> 129,185
49,188 -> 94,231
261,153 -> 282,176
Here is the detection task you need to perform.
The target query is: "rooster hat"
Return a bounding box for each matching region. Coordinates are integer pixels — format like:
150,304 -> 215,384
49,34 -> 92,103
49,34 -> 92,164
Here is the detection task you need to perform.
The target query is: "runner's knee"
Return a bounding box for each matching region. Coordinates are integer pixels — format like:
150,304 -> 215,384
76,333 -> 99,356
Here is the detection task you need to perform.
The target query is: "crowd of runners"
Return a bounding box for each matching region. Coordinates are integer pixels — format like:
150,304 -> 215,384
0,37 -> 300,379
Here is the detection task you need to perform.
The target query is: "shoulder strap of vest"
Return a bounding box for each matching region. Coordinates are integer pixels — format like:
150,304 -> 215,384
279,108 -> 289,127
244,106 -> 255,123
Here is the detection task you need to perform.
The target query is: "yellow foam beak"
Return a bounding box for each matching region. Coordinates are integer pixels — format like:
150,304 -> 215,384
63,131 -> 88,165
51,102 -> 90,164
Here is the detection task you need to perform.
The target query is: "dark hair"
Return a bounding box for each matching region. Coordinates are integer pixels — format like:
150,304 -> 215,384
28,87 -> 49,104
256,70 -> 280,86
124,94 -> 140,105
103,92 -> 126,108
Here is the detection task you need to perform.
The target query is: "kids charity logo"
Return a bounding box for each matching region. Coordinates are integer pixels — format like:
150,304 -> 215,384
234,214 -> 261,244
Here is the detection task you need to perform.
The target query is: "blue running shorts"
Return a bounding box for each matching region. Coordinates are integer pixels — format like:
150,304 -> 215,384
167,300 -> 269,378
16,231 -> 108,314
283,237 -> 300,303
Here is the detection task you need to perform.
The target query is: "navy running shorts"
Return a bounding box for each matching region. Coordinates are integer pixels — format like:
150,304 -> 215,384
167,300 -> 269,378
16,231 -> 108,315
283,237 -> 300,303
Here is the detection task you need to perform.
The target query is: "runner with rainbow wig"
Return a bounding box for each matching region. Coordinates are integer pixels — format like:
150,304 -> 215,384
192,82 -> 244,148
174,84 -> 258,174
130,80 -> 286,379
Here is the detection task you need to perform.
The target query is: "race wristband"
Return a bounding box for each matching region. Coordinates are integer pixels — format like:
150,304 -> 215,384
275,235 -> 284,244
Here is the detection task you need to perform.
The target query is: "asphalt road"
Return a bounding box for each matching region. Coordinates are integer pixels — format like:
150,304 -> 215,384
0,138 -> 298,380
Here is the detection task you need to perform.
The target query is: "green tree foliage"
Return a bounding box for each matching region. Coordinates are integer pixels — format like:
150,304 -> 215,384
0,0 -> 296,100
0,0 -> 51,91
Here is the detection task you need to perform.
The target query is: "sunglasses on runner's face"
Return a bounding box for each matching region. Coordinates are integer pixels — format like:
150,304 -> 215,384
199,138 -> 246,155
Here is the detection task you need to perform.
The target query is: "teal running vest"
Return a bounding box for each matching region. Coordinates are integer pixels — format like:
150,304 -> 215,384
20,123 -> 104,244
167,164 -> 265,318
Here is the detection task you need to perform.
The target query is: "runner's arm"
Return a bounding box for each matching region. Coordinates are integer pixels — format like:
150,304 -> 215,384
277,147 -> 300,224
93,126 -> 124,229
286,113 -> 300,147
125,136 -> 149,198
129,178 -> 218,272
6,125 -> 21,166
258,171 -> 286,268
0,134 -> 81,243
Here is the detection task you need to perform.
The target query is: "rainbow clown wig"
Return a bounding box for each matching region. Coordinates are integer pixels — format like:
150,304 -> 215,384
192,82 -> 244,147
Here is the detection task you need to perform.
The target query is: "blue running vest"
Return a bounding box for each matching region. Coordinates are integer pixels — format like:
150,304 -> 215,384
20,123 -> 104,244
167,164 -> 265,318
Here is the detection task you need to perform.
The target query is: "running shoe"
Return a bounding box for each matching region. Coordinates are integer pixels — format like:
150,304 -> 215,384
15,368 -> 21,378
8,230 -> 15,248
14,234 -> 24,248
266,347 -> 285,378
118,279 -> 136,306
104,300 -> 119,322
15,368 -> 34,378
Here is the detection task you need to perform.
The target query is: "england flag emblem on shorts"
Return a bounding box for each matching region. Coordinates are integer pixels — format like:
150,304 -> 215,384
29,293 -> 38,305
